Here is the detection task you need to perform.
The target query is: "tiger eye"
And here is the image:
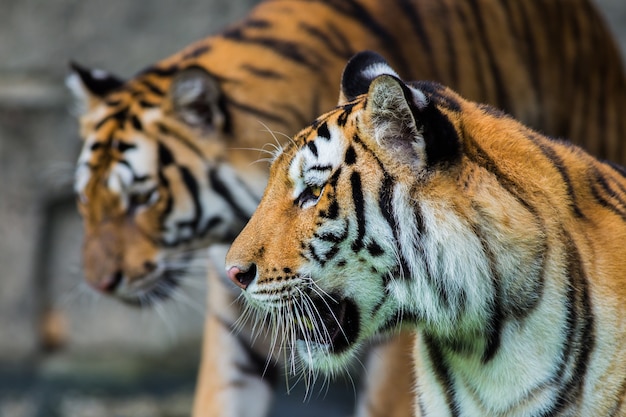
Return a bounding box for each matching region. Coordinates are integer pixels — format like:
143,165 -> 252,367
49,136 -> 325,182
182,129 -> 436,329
310,185 -> 323,199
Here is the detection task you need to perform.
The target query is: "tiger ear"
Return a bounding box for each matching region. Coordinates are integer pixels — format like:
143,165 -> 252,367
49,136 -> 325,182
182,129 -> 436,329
364,74 -> 430,169
66,61 -> 124,114
338,51 -> 399,105
365,76 -> 461,169
167,67 -> 225,132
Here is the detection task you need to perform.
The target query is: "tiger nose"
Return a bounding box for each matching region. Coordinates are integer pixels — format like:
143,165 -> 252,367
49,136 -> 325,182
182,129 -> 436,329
93,270 -> 123,293
227,264 -> 257,290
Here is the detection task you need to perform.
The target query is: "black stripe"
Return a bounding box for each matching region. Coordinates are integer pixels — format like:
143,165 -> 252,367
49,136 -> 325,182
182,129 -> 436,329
472,221 -> 504,363
307,164 -> 332,173
454,4 -> 488,102
306,141 -> 318,157
89,141 -> 105,152
114,140 -> 136,153
130,114 -> 143,131
307,242 -> 325,266
226,97 -> 291,127
501,0 -> 542,121
317,121 -> 331,140
534,138 -> 585,218
350,171 -> 366,252
141,79 -> 165,97
413,203 -> 451,311
209,168 -> 250,223
222,27 -> 323,72
379,174 -> 410,280
114,160 -> 145,185
157,123 -> 205,159
138,99 -> 158,108
105,99 -> 122,106
539,231 -> 595,416
366,241 -> 384,257
399,0 -> 438,78
423,335 -> 459,417
467,0 -> 510,112
182,45 -> 211,60
337,103 -> 355,127
157,170 -> 173,228
179,166 -> 202,232
590,167 -> 626,223
240,64 -> 284,80
345,145 -> 356,165
298,22 -> 352,60
198,216 -> 223,237
136,64 -> 179,78
121,167 -> 150,185
321,199 -> 339,220
325,21 -> 355,59
312,0 -> 410,76
606,161 -> 626,180
243,18 -> 271,29
595,166 -> 626,210
464,137 -> 541,219
158,142 -> 175,167
316,227 -> 348,244
434,1 -> 459,88
412,88 -> 461,166
94,107 -> 128,130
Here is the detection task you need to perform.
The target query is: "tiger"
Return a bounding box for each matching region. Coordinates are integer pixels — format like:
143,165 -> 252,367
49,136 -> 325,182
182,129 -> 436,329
225,50 -> 626,417
66,0 -> 626,416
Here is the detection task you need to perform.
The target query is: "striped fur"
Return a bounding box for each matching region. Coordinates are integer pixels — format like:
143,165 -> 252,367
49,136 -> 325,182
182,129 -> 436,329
225,51 -> 626,416
67,1 -> 626,416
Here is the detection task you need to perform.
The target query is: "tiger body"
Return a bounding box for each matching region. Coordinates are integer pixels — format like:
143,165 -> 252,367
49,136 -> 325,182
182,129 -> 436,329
225,52 -> 626,416
67,0 -> 626,416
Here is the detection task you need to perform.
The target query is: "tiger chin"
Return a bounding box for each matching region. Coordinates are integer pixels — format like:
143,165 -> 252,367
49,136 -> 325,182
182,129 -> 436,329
226,51 -> 626,416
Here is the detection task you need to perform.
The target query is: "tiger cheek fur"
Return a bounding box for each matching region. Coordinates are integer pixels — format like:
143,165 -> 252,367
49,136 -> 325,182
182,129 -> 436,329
227,109 -> 404,372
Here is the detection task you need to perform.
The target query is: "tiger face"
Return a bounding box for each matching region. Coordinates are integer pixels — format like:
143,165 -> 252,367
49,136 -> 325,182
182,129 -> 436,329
227,52 -> 626,415
224,59 -> 436,372
69,64 -> 261,304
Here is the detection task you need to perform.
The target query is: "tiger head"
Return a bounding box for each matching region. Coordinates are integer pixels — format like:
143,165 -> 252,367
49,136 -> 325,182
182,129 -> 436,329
224,51 -> 443,373
225,51 -> 533,374
68,63 -> 262,305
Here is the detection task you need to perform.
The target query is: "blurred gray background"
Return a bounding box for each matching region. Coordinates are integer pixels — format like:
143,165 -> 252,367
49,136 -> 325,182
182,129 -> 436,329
0,1 -> 624,416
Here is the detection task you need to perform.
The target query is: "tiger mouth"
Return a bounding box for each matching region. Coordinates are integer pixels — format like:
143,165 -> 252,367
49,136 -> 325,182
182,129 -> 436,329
294,295 -> 360,354
120,271 -> 181,307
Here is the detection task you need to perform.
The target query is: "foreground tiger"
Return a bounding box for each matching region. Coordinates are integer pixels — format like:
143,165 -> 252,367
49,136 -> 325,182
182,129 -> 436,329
67,0 -> 626,415
225,51 -> 626,417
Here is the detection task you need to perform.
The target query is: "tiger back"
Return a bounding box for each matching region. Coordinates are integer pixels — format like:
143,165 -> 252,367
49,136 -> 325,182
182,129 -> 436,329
69,0 -> 626,302
67,0 -> 626,416
225,51 -> 626,417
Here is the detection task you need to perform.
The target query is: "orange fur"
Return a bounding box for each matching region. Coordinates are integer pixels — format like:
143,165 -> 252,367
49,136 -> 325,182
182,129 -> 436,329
68,1 -> 626,416
226,61 -> 626,415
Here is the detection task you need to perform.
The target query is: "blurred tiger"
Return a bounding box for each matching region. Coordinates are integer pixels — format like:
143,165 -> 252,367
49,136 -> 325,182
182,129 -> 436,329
67,0 -> 626,416
225,50 -> 626,417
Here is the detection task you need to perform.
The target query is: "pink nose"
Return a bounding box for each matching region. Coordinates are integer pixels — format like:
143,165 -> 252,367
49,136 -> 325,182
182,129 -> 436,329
92,271 -> 123,293
227,264 -> 257,290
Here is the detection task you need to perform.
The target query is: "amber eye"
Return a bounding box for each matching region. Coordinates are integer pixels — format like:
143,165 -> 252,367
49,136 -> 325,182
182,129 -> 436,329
295,184 -> 324,208
128,188 -> 159,211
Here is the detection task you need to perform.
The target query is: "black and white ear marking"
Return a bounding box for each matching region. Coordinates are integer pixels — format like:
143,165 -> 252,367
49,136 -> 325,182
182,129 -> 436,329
366,75 -> 459,169
366,75 -> 426,169
168,67 -> 225,132
339,51 -> 400,104
66,61 -> 125,113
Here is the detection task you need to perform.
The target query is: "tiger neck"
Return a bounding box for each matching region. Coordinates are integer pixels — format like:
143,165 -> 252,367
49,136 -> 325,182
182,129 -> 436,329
382,187 -> 580,415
